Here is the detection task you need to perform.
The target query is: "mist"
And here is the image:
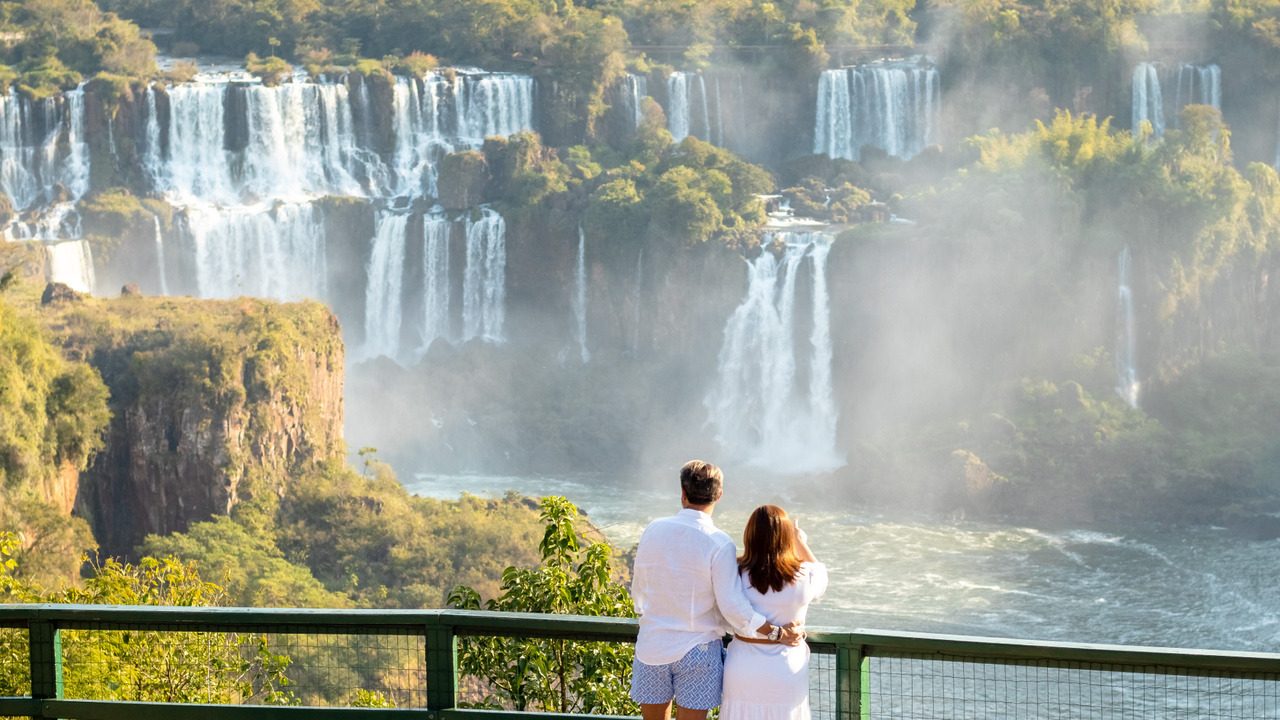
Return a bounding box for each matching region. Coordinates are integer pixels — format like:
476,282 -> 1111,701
6,7 -> 1280,528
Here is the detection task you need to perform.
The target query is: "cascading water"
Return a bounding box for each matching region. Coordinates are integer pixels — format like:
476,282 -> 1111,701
632,247 -> 644,355
419,213 -> 453,353
1132,62 -> 1164,137
153,215 -> 170,296
668,72 -> 690,142
462,207 -> 506,343
573,225 -> 590,363
46,239 -> 96,293
129,70 -> 530,357
814,61 -> 940,161
182,201 -> 326,301
625,73 -> 649,127
361,213 -> 411,360
1116,246 -> 1139,408
1130,62 -> 1220,138
0,86 -> 89,235
1175,63 -> 1221,116
666,72 -> 721,145
705,232 -> 843,473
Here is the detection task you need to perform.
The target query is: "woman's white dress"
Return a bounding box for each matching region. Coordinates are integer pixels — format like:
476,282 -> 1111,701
721,562 -> 829,720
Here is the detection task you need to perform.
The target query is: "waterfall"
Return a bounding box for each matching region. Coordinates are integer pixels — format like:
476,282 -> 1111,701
692,74 -> 711,143
712,77 -> 724,147
1132,63 -> 1164,137
0,87 -> 89,212
183,202 -> 326,301
453,72 -> 535,142
361,212 -> 411,360
153,215 -> 170,296
47,239 -> 95,294
627,73 -> 648,127
1175,64 -> 1221,118
664,72 -> 726,145
668,72 -> 690,142
632,246 -> 643,355
151,71 -> 534,206
814,61 -> 940,161
1116,246 -> 1139,408
142,84 -> 164,186
1130,62 -> 1220,137
419,213 -> 453,354
573,225 -> 590,363
705,232 -> 844,473
461,207 -> 506,343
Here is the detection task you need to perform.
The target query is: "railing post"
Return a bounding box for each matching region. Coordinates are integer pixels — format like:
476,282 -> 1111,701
835,642 -> 869,720
425,622 -> 458,713
28,619 -> 63,718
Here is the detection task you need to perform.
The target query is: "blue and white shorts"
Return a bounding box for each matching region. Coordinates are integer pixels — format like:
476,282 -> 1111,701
629,641 -> 725,710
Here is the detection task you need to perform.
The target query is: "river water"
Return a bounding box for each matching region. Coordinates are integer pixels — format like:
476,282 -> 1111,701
405,472 -> 1280,654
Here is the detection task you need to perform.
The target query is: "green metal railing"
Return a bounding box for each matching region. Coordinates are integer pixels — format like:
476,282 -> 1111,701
3,604 -> 1280,719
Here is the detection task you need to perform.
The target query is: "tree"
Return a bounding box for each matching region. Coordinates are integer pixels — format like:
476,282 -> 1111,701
448,497 -> 636,715
0,531 -> 295,704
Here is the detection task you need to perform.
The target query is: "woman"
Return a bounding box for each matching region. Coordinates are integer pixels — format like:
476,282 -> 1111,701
721,505 -> 827,720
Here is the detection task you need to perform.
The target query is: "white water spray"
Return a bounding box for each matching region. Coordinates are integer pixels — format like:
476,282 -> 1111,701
705,232 -> 844,473
573,225 -> 590,363
362,213 -> 411,360
461,208 -> 506,343
1116,246 -> 1139,408
815,61 -> 940,161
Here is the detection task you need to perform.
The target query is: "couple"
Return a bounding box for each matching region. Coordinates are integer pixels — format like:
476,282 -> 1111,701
629,460 -> 827,720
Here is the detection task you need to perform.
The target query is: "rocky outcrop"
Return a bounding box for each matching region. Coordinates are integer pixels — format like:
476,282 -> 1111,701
45,296 -> 345,558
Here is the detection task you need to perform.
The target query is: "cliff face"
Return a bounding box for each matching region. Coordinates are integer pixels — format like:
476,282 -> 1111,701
45,296 -> 345,558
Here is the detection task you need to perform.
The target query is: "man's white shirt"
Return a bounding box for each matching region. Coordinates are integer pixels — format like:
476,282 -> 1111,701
631,508 -> 767,666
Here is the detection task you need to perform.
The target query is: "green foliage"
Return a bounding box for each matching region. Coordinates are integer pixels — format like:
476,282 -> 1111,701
139,517 -> 348,608
449,497 -> 636,714
1,0 -> 155,85
0,531 -> 295,704
78,188 -> 153,259
245,52 -> 293,86
584,177 -> 648,245
649,165 -> 725,245
485,132 -> 570,206
0,297 -> 110,584
391,51 -> 439,78
273,460 -> 546,608
13,51 -> 83,100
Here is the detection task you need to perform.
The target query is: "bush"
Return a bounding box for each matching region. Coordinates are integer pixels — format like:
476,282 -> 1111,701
245,53 -> 292,87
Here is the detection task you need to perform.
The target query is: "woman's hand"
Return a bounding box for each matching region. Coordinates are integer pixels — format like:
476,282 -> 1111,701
792,517 -> 817,563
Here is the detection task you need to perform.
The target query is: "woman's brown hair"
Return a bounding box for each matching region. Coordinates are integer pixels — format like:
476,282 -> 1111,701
738,505 -> 804,594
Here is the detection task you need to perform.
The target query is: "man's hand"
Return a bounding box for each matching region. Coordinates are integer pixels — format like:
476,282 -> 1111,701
778,621 -> 805,646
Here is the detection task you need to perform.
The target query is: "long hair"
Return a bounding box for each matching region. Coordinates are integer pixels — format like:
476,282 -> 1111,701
737,505 -> 804,594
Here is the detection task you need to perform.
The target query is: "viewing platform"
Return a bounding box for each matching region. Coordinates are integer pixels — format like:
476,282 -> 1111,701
2,604 -> 1278,719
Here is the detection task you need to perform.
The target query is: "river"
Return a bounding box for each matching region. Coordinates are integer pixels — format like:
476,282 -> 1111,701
404,472 -> 1280,653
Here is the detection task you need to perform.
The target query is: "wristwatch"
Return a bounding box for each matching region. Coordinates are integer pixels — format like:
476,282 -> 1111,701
767,625 -> 782,642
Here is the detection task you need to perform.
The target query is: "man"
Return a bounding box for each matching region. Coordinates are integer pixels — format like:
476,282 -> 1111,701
629,460 -> 803,720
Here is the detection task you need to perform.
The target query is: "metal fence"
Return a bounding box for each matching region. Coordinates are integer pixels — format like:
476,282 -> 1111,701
3,604 -> 1280,719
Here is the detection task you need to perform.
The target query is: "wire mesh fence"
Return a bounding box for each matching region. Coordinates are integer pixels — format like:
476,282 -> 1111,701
454,630 -> 638,713
5,607 -> 1280,720
0,626 -> 31,697
53,622 -> 426,708
862,653 -> 1280,720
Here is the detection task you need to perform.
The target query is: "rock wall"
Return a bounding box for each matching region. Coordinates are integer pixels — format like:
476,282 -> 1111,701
45,295 -> 345,558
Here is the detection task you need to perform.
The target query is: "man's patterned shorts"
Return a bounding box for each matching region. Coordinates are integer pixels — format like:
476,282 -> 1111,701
629,641 -> 725,710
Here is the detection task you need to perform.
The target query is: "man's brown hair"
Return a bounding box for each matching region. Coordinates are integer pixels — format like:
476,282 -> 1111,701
680,460 -> 723,506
